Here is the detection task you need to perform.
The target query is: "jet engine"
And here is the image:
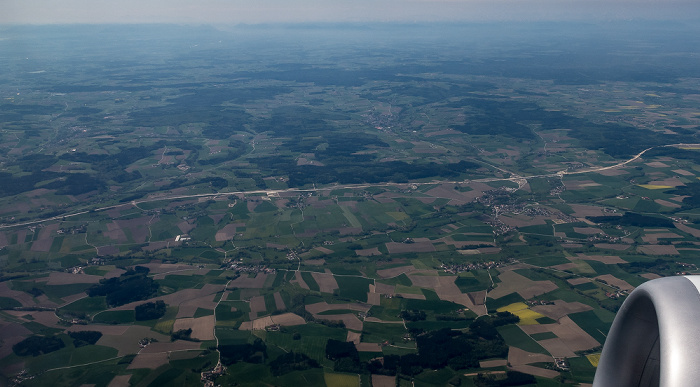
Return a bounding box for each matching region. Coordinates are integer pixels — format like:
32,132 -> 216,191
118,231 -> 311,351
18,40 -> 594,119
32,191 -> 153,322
593,275 -> 700,387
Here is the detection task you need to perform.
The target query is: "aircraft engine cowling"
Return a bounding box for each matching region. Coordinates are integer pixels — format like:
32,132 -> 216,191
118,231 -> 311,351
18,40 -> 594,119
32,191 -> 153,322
593,275 -> 700,387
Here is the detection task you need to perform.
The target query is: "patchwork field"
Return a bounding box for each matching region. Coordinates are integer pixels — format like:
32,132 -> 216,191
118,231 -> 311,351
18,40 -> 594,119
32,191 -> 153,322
2,22 -> 700,387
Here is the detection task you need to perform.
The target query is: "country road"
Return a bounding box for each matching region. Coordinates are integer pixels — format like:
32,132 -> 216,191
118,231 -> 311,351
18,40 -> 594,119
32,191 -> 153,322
2,143 -> 697,230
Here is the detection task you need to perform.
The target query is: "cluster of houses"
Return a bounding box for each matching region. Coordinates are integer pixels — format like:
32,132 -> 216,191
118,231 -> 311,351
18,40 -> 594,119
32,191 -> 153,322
483,217 -> 514,236
10,370 -> 33,386
440,259 -> 512,274
526,299 -> 555,307
605,290 -> 628,300
201,361 -> 226,386
225,260 -> 275,274
553,358 -> 570,371
286,250 -> 300,261
56,224 -> 88,235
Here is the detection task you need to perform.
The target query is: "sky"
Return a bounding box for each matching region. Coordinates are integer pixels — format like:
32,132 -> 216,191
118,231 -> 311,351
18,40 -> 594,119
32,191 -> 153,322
2,0 -> 700,24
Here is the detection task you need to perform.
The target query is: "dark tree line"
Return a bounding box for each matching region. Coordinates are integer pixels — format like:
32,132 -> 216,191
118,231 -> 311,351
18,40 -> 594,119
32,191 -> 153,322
87,266 -> 158,307
135,300 -> 167,321
13,335 -> 65,357
589,212 -> 675,228
219,338 -> 267,366
68,331 -> 103,347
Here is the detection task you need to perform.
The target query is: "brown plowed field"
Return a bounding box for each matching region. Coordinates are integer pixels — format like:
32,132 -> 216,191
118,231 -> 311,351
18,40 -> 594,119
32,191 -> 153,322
215,223 -> 245,241
176,294 -> 218,318
468,291 -> 487,306
113,284 -> 220,311
595,274 -> 634,291
29,237 -> 53,252
480,359 -> 507,368
537,338 -> 576,358
356,248 -> 381,256
172,315 -> 215,340
228,273 -> 269,288
566,278 -> 591,286
507,346 -> 552,366
314,313 -> 362,331
548,316 -> 600,352
488,271 -> 557,300
310,272 -> 339,294
426,184 -> 481,202
0,282 -> 39,307
291,271 -> 309,289
372,375 -> 396,387
655,199 -> 681,208
406,273 -> 439,288
376,265 -> 415,278
374,283 -> 395,294
675,222 -> 700,237
356,342 -> 382,352
500,215 -> 547,228
97,325 -> 170,356
177,220 -> 195,234
249,295 -> 267,320
274,292 -> 286,310
347,331 -> 361,344
531,300 -> 593,321
127,352 -> 169,370
252,316 -> 275,330
642,233 -> 682,243
638,244 -> 679,255
46,271 -> 102,285
367,292 -> 381,305
107,374 -> 132,387
569,204 -> 612,217
271,313 -> 306,326
509,365 -> 560,379
239,313 -> 306,330
0,323 -> 32,358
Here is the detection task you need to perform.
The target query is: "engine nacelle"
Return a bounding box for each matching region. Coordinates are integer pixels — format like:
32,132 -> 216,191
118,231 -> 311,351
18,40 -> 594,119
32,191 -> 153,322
594,275 -> 700,387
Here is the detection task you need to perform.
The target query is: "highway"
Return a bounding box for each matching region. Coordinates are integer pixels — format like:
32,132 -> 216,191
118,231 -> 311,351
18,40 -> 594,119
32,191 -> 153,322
1,143 -> 698,230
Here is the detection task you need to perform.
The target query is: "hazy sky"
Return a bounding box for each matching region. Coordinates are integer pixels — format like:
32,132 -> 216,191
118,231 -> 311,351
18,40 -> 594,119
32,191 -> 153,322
3,0 -> 700,24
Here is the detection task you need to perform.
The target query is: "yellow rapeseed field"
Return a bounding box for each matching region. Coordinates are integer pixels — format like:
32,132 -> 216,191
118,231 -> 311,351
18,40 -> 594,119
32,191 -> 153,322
586,353 -> 601,367
496,303 -> 546,325
324,373 -> 359,387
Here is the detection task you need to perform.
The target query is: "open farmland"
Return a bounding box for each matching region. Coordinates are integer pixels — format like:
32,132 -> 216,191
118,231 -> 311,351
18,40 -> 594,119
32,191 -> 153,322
1,22 -> 700,387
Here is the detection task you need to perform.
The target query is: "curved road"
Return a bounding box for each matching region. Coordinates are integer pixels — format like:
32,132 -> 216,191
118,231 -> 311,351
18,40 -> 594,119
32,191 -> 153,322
2,143 -> 697,230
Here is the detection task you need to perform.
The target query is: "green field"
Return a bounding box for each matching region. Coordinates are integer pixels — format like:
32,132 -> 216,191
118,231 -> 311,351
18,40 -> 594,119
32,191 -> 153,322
59,296 -> 107,317
92,310 -> 135,324
362,321 -> 408,344
569,309 -> 615,344
265,323 -> 346,364
300,272 -> 321,292
1,22 -> 700,387
496,325 -> 549,355
334,276 -> 373,302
